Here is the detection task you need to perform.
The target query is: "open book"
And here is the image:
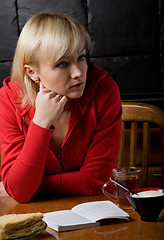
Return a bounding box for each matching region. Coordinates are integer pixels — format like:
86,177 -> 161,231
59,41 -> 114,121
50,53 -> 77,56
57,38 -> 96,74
43,200 -> 129,232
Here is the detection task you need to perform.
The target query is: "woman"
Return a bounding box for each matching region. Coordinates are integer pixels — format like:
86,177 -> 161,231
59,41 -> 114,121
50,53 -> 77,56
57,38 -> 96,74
0,13 -> 122,203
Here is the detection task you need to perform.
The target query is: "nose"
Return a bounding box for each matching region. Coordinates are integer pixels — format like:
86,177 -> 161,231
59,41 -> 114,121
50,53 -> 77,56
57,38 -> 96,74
70,63 -> 82,79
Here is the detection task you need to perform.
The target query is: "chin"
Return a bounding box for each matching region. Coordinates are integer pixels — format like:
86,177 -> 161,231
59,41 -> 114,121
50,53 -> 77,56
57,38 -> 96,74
68,90 -> 84,99
71,95 -> 83,99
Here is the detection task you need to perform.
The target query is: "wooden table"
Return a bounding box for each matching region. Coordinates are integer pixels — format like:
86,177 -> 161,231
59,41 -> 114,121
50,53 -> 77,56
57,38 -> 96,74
0,194 -> 164,240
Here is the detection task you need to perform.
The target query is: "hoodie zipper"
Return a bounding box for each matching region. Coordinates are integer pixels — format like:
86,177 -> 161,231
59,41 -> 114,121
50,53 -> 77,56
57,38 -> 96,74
22,113 -> 84,172
22,117 -> 30,126
57,112 -> 84,171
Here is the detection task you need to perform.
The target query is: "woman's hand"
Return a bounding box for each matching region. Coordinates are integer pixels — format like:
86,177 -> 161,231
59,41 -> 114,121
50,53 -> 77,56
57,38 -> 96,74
33,82 -> 67,128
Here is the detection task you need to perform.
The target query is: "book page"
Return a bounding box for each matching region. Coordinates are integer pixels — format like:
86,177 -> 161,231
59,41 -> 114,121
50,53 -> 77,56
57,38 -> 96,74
43,210 -> 95,231
72,200 -> 129,222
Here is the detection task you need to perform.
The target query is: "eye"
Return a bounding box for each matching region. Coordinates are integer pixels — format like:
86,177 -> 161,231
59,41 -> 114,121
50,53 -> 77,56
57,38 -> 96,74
56,62 -> 68,68
78,54 -> 86,61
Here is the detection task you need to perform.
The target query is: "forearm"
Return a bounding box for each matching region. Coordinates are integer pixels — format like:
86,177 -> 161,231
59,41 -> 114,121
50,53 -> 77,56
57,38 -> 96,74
38,149 -> 118,196
38,91 -> 122,197
38,170 -> 102,196
1,121 -> 53,203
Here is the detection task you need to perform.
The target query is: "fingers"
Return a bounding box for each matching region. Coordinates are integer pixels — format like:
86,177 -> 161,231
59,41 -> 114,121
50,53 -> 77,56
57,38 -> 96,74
54,94 -> 67,106
38,82 -> 67,104
55,94 -> 62,101
39,82 -> 55,95
49,93 -> 63,100
59,95 -> 67,105
39,81 -> 44,91
39,81 -> 49,93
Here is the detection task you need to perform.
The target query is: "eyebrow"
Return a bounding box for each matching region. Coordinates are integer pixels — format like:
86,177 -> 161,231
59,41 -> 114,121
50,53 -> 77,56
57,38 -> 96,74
79,48 -> 86,53
60,48 -> 86,60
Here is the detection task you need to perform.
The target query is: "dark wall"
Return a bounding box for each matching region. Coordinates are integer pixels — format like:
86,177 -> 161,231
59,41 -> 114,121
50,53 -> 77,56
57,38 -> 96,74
0,0 -> 164,108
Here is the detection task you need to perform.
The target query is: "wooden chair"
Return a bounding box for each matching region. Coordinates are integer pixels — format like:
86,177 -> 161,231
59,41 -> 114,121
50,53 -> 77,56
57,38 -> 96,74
117,102 -> 164,188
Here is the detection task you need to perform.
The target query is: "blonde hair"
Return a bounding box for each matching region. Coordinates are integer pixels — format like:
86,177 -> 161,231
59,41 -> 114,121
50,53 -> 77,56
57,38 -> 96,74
11,13 -> 91,106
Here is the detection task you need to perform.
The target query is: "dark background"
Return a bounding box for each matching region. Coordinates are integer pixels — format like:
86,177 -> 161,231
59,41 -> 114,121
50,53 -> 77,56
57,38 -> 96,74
0,0 -> 163,109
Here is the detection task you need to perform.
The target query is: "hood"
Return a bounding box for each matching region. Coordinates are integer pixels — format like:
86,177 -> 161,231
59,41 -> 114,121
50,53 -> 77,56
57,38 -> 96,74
75,62 -> 108,112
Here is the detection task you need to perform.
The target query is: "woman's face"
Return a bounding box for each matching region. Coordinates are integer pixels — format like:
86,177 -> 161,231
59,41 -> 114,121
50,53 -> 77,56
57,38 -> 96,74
36,46 -> 88,99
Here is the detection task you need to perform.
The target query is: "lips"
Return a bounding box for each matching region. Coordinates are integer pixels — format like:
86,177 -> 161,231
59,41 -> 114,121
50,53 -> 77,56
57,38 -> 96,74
71,82 -> 83,88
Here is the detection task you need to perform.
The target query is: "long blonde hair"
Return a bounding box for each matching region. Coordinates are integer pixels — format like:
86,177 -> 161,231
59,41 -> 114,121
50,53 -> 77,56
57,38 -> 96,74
11,13 -> 91,106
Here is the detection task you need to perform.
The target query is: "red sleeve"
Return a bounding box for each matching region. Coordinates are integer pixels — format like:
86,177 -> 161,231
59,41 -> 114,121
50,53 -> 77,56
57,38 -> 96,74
0,89 -> 54,202
0,74 -> 121,201
38,77 -> 122,196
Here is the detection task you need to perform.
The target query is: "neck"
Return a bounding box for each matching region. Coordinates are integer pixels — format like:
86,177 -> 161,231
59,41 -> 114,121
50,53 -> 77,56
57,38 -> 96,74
64,98 -> 72,112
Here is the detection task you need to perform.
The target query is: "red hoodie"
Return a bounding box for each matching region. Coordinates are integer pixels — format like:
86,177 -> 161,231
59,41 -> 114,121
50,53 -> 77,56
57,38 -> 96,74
0,63 -> 122,203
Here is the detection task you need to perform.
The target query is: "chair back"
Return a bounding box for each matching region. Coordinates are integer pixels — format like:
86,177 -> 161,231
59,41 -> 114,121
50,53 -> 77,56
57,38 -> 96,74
117,102 -> 164,187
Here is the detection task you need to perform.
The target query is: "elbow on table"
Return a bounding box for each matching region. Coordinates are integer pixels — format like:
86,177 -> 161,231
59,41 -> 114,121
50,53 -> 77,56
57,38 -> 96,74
14,195 -> 33,204
3,185 -> 35,203
6,190 -> 33,203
